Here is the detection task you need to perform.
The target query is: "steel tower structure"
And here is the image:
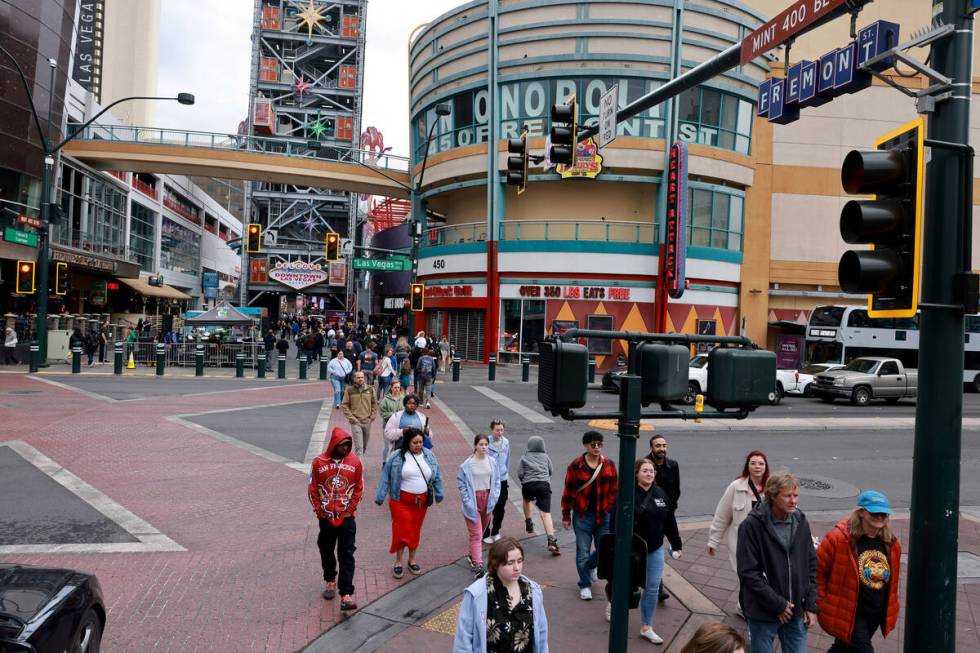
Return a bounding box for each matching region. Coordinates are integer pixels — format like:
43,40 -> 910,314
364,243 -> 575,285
244,0 -> 367,316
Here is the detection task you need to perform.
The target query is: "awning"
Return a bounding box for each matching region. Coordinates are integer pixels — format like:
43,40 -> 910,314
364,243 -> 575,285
119,277 -> 192,300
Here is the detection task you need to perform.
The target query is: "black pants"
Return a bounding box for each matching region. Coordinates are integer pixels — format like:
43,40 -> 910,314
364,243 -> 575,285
828,612 -> 879,653
317,517 -> 357,596
98,341 -> 106,362
484,480 -> 508,537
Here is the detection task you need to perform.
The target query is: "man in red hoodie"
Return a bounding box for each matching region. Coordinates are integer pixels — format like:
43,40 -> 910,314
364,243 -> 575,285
308,427 -> 364,611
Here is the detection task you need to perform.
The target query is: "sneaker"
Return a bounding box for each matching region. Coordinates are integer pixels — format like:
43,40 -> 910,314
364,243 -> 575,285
483,536 -> 495,544
579,587 -> 593,601
525,518 -> 534,534
493,534 -> 502,542
605,602 -> 611,622
547,536 -> 560,556
340,595 -> 357,611
392,565 -> 404,579
639,629 -> 664,644
426,402 -> 431,409
590,568 -> 598,583
321,582 -> 336,600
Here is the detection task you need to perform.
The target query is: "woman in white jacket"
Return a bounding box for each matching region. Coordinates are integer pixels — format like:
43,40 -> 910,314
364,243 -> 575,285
706,450 -> 770,576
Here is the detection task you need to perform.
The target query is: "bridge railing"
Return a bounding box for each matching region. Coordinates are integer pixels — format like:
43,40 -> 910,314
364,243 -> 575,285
424,219 -> 657,246
67,123 -> 409,173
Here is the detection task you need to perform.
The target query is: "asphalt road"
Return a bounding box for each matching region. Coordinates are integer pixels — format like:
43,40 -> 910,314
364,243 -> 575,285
33,374 -> 321,401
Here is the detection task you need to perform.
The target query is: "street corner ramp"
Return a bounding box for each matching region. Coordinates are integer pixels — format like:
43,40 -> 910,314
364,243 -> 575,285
0,441 -> 183,553
181,399 -> 327,467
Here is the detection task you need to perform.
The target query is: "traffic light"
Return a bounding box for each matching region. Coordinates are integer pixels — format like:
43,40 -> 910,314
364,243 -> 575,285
537,339 -> 589,416
506,127 -> 529,194
837,117 -> 924,318
636,342 -> 690,405
325,232 -> 340,261
246,223 -> 261,253
706,348 -> 776,410
55,262 -> 69,296
15,260 -> 35,294
410,283 -> 424,311
549,95 -> 577,166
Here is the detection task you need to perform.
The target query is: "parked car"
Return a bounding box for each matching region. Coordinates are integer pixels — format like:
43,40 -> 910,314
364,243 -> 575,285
687,353 -> 791,405
0,564 -> 105,653
783,363 -> 844,397
811,357 -> 917,406
601,365 -> 627,392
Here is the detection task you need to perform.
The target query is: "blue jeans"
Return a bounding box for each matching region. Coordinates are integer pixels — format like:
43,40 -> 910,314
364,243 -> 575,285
330,377 -> 346,407
639,546 -> 666,626
377,374 -> 392,400
748,616 -> 807,653
572,511 -> 611,589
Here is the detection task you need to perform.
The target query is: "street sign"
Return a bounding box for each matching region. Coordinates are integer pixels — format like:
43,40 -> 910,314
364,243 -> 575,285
352,257 -> 410,271
4,226 -> 38,247
17,214 -> 43,229
741,0 -> 848,65
202,272 -> 219,288
664,142 -> 688,299
598,85 -> 618,148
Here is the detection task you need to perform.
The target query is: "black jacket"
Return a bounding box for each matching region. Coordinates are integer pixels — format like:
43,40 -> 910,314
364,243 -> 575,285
645,454 -> 680,511
736,501 -> 817,622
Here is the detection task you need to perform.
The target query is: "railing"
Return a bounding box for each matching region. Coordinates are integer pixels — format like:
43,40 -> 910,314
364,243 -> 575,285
68,123 -> 410,173
425,219 -> 657,246
132,177 -> 157,199
120,341 -> 265,368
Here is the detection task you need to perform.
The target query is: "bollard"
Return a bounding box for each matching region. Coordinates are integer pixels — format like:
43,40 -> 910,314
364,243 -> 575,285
155,343 -> 165,376
320,358 -> 329,381
452,355 -> 461,382
278,356 -> 286,379
29,344 -> 39,373
257,356 -> 266,378
488,353 -> 496,381
236,352 -> 245,378
195,345 -> 204,377
588,358 -> 596,384
72,346 -> 82,374
299,358 -> 308,380
521,355 -> 530,383
114,343 -> 123,375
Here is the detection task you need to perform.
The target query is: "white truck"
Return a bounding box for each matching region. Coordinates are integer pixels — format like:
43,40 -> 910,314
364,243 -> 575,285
686,354 -> 795,405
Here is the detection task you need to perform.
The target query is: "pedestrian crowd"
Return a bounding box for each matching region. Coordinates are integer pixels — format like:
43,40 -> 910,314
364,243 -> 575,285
307,378 -> 899,652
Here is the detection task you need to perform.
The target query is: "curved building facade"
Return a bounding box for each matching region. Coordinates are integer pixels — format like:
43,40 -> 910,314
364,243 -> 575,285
406,0 -> 769,364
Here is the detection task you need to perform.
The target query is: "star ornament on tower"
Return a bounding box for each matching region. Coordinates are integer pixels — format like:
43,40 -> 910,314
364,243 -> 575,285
297,0 -> 331,44
294,76 -> 309,99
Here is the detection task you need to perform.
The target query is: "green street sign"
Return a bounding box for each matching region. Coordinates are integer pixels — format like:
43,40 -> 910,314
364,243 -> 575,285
352,257 -> 411,271
4,226 -> 38,248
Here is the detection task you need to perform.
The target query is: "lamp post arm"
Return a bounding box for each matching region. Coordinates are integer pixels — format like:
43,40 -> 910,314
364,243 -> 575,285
0,45 -> 52,152
414,121 -> 440,193
52,95 -> 186,153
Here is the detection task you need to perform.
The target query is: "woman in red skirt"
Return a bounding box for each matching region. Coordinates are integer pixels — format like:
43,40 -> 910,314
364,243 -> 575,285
376,426 -> 444,579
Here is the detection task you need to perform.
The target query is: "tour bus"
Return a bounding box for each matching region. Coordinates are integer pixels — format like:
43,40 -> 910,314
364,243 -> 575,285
805,305 -> 980,391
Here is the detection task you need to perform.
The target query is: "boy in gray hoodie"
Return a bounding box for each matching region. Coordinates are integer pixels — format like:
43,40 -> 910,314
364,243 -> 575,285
518,435 -> 560,555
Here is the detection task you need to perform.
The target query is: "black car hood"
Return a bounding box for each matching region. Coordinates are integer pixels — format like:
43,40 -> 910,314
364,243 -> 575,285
0,564 -> 75,622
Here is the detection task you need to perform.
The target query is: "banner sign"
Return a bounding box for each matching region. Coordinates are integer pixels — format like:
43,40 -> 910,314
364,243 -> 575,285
249,258 -> 268,284
557,137 -> 603,179
202,272 -> 219,288
268,261 -> 329,290
90,280 -> 107,306
328,262 -> 347,286
665,141 -> 688,299
72,0 -> 104,93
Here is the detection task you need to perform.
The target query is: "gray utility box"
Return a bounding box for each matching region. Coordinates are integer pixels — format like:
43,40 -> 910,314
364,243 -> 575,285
637,342 -> 691,405
707,348 -> 776,409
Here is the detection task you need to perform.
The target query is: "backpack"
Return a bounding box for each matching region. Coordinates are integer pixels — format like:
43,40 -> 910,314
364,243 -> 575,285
417,355 -> 434,379
303,334 -> 317,350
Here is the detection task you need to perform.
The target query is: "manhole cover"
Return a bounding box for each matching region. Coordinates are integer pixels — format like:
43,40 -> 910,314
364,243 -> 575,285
799,478 -> 832,491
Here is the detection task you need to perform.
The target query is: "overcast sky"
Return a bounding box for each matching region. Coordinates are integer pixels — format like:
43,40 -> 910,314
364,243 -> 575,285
154,0 -> 462,157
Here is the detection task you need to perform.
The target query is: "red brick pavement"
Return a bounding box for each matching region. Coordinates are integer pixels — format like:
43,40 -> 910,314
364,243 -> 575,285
0,374 -> 522,652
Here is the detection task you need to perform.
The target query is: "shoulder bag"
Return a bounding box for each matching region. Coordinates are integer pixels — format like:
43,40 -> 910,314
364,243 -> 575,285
412,453 -> 435,507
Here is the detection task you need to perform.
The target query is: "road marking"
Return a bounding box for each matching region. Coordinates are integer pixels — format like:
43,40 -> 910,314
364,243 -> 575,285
175,398 -> 322,418
471,386 -> 553,424
168,415 -> 308,473
304,399 -> 334,465
28,374 -> 118,402
0,440 -> 185,554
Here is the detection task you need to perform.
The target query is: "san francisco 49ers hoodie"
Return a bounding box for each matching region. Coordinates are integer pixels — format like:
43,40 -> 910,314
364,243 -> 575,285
308,427 -> 364,526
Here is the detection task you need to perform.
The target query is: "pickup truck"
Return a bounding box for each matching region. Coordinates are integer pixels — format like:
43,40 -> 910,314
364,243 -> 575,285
686,354 -> 796,405
811,357 -> 917,406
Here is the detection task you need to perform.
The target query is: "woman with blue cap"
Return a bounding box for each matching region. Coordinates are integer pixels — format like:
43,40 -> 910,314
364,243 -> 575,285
816,490 -> 902,652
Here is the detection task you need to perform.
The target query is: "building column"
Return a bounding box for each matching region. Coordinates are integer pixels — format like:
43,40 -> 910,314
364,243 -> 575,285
484,0 -> 501,363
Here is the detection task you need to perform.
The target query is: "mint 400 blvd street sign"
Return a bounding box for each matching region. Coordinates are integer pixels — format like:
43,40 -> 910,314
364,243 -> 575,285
352,257 -> 411,272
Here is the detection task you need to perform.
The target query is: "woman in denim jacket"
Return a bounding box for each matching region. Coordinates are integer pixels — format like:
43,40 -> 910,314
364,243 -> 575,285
458,433 -> 501,574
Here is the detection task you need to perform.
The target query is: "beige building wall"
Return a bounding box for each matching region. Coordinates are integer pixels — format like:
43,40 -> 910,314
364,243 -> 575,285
100,0 -> 160,127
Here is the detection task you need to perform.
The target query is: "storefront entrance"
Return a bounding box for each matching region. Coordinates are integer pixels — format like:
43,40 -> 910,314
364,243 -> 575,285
445,310 -> 484,362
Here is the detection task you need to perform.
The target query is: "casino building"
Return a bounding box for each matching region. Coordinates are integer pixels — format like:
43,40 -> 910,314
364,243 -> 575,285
379,0 -> 975,368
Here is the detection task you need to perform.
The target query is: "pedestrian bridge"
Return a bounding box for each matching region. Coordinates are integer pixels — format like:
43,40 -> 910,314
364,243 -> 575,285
62,124 -> 411,199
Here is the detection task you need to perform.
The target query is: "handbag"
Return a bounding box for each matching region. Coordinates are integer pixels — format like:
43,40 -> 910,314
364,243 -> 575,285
412,452 -> 435,507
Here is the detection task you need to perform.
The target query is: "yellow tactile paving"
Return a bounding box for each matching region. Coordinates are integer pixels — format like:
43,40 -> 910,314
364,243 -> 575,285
421,601 -> 461,636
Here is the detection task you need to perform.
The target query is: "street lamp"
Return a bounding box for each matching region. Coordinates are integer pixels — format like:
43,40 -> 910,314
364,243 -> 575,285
0,43 -> 192,364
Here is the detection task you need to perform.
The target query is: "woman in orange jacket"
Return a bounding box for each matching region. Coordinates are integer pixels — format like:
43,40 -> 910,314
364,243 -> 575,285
816,491 -> 901,652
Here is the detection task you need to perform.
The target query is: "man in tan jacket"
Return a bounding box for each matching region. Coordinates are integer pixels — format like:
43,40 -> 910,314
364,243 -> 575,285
341,371 -> 379,455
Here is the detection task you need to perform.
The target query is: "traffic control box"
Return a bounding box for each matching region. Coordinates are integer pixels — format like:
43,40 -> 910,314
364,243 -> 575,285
706,348 -> 776,410
636,342 -> 690,405
537,340 -> 588,415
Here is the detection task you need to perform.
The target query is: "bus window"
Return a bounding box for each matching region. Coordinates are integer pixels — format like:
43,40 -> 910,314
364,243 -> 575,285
967,316 -> 980,333
847,310 -> 872,328
810,306 -> 846,327
806,341 -> 842,364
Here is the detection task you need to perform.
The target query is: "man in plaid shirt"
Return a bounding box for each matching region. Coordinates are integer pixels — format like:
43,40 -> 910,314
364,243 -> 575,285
561,430 -> 619,600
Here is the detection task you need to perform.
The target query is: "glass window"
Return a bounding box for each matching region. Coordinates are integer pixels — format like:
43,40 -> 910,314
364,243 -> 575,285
677,88 -> 700,123
711,193 -> 730,249
721,95 -> 738,132
130,201 -> 156,272
691,189 -> 712,228
700,89 -> 721,127
500,299 -> 522,354
160,217 -> 201,276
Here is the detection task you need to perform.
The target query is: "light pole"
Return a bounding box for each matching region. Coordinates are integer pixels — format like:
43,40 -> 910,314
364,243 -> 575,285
409,102 -> 451,335
0,44 -> 193,364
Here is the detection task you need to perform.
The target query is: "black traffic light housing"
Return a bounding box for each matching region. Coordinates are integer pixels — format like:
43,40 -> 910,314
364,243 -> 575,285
706,347 -> 776,410
506,127 -> 529,194
246,223 -> 262,253
549,95 -> 577,166
838,118 -> 924,318
325,233 -> 340,261
537,339 -> 589,416
636,342 -> 690,405
15,260 -> 35,294
55,262 -> 69,296
410,283 -> 424,312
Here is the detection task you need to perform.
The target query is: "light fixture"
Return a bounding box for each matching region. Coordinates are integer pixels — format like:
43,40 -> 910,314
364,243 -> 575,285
177,93 -> 195,105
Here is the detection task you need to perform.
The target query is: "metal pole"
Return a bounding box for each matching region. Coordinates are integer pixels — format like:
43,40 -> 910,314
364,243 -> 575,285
488,353 -> 496,381
452,355 -> 461,382
588,357 -> 596,384
277,355 -> 286,379
257,354 -> 266,378
299,358 -> 308,380
236,352 -> 245,378
29,344 -> 39,373
71,346 -> 81,373
155,343 -> 165,376
320,357 -> 329,381
35,61 -> 57,366
904,0 -> 973,649
196,345 -> 204,376
521,354 -> 530,382
113,342 -> 123,375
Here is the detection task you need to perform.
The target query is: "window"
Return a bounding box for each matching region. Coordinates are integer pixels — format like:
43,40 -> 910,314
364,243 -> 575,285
880,361 -> 899,375
160,217 -> 200,276
130,201 -> 156,272
685,187 -> 744,252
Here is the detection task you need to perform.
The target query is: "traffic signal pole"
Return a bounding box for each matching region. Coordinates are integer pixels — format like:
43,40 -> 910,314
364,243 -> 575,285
904,0 -> 974,649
